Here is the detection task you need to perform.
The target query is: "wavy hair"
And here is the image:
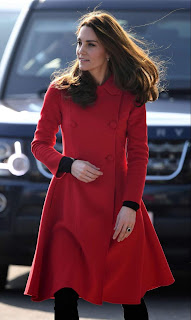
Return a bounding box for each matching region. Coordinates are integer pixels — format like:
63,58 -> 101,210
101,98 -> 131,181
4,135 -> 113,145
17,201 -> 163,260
51,10 -> 167,108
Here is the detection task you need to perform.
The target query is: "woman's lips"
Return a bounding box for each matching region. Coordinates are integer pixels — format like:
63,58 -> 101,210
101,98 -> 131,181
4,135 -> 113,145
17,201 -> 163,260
79,58 -> 89,62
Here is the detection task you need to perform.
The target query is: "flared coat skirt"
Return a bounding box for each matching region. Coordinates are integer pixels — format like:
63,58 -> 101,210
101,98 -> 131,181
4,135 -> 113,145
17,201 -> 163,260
24,80 -> 175,304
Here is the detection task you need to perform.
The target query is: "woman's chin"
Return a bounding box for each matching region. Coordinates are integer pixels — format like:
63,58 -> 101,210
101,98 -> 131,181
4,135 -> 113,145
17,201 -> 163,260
79,66 -> 89,71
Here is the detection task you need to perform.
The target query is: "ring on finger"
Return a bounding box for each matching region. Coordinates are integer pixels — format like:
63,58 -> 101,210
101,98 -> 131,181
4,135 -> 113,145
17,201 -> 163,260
126,227 -> 131,232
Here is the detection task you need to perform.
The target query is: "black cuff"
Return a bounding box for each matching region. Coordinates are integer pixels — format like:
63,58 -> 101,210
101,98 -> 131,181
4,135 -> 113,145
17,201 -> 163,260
57,156 -> 77,173
122,201 -> 140,212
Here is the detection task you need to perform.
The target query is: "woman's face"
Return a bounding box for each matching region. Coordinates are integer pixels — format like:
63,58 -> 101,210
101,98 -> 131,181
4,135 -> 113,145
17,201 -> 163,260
76,25 -> 109,77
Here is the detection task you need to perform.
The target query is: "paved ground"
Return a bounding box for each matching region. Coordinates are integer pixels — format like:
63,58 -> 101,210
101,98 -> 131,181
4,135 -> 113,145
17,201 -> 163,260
0,265 -> 190,320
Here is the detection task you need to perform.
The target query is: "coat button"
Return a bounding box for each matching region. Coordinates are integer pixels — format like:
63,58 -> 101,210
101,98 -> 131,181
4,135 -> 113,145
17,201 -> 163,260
105,154 -> 114,161
109,120 -> 117,129
70,120 -> 78,128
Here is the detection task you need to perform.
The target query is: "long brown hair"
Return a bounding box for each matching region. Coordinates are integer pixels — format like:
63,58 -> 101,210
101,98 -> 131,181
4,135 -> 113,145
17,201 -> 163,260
51,10 -> 166,108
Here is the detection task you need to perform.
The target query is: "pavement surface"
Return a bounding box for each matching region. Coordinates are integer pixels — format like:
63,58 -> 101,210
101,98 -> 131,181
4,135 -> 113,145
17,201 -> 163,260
0,265 -> 190,320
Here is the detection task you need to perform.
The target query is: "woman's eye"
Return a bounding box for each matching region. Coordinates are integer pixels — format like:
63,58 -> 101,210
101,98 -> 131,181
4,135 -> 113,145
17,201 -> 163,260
76,41 -> 95,47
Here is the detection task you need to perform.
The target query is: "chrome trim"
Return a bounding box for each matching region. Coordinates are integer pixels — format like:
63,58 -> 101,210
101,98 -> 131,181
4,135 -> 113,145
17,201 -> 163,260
36,142 -> 62,179
0,193 -> 7,213
0,141 -> 12,160
8,141 -> 30,176
0,140 -> 30,176
146,140 -> 190,180
36,141 -> 190,180
36,160 -> 52,179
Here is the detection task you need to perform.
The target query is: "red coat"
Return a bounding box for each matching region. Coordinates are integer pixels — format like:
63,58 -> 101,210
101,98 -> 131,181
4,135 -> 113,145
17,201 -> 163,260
24,74 -> 175,304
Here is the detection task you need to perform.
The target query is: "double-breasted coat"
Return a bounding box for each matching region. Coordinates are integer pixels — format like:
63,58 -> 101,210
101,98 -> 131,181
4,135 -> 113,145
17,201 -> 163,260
24,73 -> 175,304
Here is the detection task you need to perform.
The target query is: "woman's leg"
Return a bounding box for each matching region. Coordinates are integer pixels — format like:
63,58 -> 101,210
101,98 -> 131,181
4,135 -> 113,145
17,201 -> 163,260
54,287 -> 79,320
122,297 -> 149,320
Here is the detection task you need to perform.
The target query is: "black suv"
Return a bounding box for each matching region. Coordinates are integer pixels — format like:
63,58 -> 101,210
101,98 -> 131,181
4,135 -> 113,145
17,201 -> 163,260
0,0 -> 190,290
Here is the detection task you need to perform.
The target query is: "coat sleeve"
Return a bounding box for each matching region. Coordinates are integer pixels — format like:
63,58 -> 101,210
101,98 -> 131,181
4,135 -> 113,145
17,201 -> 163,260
122,102 -> 149,207
31,84 -> 66,179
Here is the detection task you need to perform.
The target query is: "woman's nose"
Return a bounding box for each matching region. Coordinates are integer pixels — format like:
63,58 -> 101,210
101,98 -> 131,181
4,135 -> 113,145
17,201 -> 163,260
78,44 -> 86,55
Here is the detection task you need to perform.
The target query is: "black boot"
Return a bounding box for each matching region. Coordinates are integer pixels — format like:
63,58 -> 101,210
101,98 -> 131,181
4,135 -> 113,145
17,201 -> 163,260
122,297 -> 149,319
54,287 -> 79,320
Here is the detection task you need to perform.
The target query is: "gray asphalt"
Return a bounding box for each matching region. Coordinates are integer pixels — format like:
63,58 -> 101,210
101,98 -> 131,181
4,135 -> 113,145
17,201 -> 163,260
0,265 -> 190,320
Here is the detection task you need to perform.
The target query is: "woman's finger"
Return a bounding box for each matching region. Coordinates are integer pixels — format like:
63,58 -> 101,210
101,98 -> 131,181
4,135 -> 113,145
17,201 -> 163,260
118,224 -> 134,242
85,163 -> 103,176
117,224 -> 130,242
86,169 -> 103,177
74,170 -> 102,183
113,214 -> 120,231
113,220 -> 123,239
71,160 -> 103,182
79,172 -> 101,183
78,176 -> 90,183
85,170 -> 103,179
87,162 -> 100,170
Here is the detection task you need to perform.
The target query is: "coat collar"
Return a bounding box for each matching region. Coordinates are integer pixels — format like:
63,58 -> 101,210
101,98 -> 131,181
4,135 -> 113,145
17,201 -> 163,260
97,73 -> 122,95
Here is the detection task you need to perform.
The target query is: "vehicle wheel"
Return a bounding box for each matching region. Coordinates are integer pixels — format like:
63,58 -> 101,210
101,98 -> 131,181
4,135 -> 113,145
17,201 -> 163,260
0,264 -> 9,291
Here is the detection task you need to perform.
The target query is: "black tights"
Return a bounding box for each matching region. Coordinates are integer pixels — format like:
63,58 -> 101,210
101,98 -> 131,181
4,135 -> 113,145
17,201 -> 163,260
122,298 -> 149,319
54,287 -> 149,320
54,287 -> 80,320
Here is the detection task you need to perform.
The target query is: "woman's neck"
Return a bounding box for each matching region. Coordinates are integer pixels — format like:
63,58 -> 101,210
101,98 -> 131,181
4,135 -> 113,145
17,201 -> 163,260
91,69 -> 111,86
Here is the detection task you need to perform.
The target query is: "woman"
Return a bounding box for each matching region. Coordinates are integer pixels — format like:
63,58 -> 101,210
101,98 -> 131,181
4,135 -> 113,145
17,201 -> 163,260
24,10 -> 175,319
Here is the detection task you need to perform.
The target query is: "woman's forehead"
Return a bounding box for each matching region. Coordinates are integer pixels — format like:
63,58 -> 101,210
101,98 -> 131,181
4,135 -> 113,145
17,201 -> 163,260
78,26 -> 98,40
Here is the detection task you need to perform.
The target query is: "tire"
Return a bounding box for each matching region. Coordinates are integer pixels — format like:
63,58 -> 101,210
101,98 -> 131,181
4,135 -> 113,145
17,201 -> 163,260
0,264 -> 9,291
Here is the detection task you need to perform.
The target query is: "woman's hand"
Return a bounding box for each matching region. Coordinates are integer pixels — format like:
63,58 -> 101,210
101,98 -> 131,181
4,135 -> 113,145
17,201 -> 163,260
113,207 -> 136,242
71,160 -> 103,183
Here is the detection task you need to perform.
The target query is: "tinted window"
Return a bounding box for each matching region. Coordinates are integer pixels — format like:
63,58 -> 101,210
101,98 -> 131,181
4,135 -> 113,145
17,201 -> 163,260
5,9 -> 190,97
0,11 -> 20,61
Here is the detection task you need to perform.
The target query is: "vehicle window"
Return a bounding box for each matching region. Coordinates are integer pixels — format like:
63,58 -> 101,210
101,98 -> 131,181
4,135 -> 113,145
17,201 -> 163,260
17,15 -> 77,76
0,11 -> 20,61
5,9 -> 190,97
